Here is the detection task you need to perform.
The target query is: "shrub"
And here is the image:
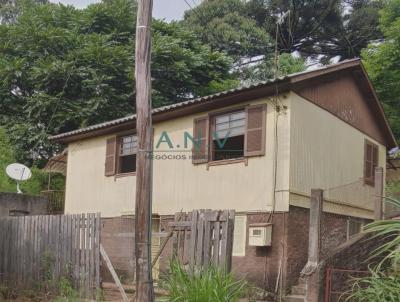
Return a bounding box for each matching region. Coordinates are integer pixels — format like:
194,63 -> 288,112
161,261 -> 247,302
346,270 -> 400,302
346,197 -> 400,301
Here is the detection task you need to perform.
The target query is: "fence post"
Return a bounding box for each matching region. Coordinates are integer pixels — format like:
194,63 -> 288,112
374,167 -> 384,220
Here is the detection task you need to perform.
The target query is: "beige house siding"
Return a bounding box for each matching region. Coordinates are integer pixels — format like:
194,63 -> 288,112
289,92 -> 386,218
65,97 -> 291,217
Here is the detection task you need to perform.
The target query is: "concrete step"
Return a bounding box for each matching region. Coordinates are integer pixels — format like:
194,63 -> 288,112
291,284 -> 306,295
283,294 -> 305,302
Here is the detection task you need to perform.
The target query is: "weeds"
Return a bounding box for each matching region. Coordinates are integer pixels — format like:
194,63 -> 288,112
345,197 -> 400,301
346,270 -> 400,301
160,260 -> 247,302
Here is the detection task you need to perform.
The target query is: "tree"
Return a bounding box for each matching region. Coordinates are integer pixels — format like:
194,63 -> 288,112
0,0 -> 236,164
0,0 -> 47,24
183,0 -> 305,82
362,0 -> 400,143
0,128 -> 16,192
0,127 -> 56,194
184,0 -> 384,63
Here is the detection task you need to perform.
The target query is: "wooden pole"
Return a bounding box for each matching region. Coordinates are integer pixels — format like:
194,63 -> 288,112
134,0 -> 154,301
374,167 -> 384,220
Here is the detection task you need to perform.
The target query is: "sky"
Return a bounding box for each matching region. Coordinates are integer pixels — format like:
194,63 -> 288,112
49,0 -> 191,21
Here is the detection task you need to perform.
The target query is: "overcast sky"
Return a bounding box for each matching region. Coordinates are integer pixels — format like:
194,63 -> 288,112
49,0 -> 191,21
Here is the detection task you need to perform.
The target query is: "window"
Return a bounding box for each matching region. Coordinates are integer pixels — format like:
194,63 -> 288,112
117,135 -> 137,174
192,104 -> 266,165
232,215 -> 247,256
364,140 -> 379,186
347,219 -> 363,240
212,110 -> 246,161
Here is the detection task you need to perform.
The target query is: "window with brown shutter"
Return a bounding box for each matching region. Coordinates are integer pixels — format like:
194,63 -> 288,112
244,104 -> 266,157
105,137 -> 117,176
192,104 -> 267,165
192,116 -> 209,164
364,139 -> 379,186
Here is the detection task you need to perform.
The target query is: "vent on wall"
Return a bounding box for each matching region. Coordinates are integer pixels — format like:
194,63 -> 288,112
248,223 -> 272,246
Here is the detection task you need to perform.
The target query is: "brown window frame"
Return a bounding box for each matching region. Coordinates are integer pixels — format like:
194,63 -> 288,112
364,139 -> 379,186
116,133 -> 138,177
209,107 -> 247,163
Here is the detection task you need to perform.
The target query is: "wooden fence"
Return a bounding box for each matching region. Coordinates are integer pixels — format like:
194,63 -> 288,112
169,209 -> 235,270
0,213 -> 100,299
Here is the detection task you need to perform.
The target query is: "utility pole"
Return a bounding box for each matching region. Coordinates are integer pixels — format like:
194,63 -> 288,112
134,0 -> 154,301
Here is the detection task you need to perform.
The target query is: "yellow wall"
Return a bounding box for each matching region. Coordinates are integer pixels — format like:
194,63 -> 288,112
65,97 -> 291,217
65,92 -> 387,219
289,92 -> 386,218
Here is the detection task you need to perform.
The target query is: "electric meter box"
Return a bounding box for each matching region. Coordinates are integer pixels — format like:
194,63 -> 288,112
248,223 -> 272,246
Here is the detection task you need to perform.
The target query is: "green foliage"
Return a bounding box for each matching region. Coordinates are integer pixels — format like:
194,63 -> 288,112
183,0 -> 306,82
346,270 -> 400,301
54,277 -> 78,302
387,181 -> 400,196
184,0 -> 272,63
0,127 -> 64,194
346,196 -> 400,301
184,0 -> 384,64
362,0 -> 400,144
362,196 -> 400,270
161,261 -> 247,302
0,0 -> 235,164
0,127 -> 16,192
0,0 -> 48,24
240,53 -> 305,84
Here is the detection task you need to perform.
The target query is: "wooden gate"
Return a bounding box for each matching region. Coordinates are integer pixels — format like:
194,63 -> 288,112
169,209 -> 235,270
0,213 -> 100,299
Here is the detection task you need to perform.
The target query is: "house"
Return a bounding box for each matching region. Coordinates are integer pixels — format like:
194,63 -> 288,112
50,59 -> 396,291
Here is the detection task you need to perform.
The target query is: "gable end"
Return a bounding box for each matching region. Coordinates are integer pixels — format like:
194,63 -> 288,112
294,71 -> 388,146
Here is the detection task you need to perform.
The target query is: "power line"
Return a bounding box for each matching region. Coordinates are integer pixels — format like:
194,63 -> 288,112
183,0 -> 207,25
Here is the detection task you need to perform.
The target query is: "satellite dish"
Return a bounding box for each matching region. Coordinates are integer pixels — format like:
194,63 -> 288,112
6,163 -> 32,194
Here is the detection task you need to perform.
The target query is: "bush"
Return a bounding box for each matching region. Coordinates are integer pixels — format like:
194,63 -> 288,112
346,197 -> 400,301
346,270 -> 400,302
161,261 -> 247,302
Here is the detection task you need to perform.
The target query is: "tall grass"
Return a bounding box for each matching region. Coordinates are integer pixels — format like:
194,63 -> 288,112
346,270 -> 400,301
161,261 -> 247,302
363,196 -> 400,270
345,197 -> 400,301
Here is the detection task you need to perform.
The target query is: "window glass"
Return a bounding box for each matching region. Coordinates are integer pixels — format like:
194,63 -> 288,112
215,111 -> 245,139
119,135 -> 137,173
213,110 -> 245,161
120,135 -> 137,156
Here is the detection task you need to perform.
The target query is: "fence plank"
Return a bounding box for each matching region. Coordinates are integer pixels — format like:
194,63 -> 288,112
95,213 -> 101,292
189,210 -> 198,266
0,218 -> 4,283
213,221 -> 220,265
195,211 -> 205,267
0,214 -> 101,299
85,214 -> 90,297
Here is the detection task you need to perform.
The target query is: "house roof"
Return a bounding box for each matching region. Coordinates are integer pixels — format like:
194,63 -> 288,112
50,58 -> 397,148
